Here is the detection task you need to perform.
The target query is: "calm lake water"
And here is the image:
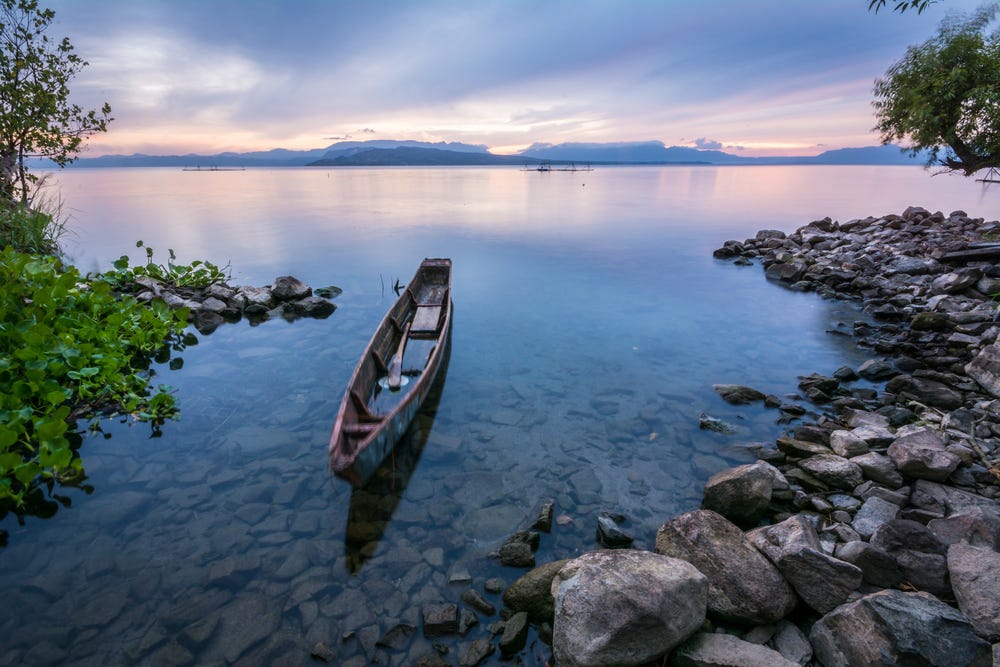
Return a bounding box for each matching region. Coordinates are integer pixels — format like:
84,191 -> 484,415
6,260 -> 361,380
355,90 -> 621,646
2,166 -> 995,665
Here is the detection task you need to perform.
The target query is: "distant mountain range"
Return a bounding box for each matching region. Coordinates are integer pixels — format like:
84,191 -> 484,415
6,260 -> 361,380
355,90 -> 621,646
58,139 -> 927,168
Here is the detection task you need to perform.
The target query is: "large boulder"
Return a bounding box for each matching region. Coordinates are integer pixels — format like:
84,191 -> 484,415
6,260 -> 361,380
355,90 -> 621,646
870,520 -> 951,598
836,541 -> 903,589
909,479 -> 998,518
948,542 -> 1000,641
809,590 -> 991,667
887,427 -> 961,482
654,510 -> 797,624
748,515 -> 862,614
928,507 -> 1000,549
851,496 -> 900,539
270,275 -> 312,301
671,632 -> 799,667
966,343 -> 1000,399
551,550 -> 708,667
501,559 -> 570,624
885,375 -> 964,410
701,461 -> 776,526
797,454 -> 863,490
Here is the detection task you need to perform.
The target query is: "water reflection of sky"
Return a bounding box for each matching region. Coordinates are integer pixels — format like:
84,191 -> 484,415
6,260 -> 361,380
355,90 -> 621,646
3,165 -> 993,665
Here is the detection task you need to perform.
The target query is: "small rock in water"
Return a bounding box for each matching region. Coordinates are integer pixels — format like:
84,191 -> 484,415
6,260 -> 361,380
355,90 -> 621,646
596,512 -> 634,548
699,413 -> 736,434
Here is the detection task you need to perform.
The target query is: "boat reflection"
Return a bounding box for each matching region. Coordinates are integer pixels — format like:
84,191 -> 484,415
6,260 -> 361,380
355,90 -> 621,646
342,339 -> 451,574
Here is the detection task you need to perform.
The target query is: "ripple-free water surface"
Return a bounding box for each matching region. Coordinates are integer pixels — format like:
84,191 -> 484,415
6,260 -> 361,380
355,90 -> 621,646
1,166 -> 994,665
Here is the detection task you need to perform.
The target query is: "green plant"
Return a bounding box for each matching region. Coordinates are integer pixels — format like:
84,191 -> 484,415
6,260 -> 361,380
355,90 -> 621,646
0,200 -> 66,255
0,247 -> 188,510
102,240 -> 229,290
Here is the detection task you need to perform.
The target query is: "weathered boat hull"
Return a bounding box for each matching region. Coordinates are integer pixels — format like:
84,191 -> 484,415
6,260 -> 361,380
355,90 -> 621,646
329,258 -> 452,487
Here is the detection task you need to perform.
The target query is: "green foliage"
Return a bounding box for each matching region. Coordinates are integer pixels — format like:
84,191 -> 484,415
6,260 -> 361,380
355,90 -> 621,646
869,0 -> 936,13
0,0 -> 112,204
101,240 -> 228,290
0,201 -> 63,254
873,3 -> 1000,176
0,247 -> 188,510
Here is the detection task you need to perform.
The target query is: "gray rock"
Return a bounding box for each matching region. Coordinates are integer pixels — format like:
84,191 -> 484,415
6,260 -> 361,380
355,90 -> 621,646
531,499 -> 555,533
931,269 -> 982,295
551,550 -> 708,667
857,359 -> 898,381
502,559 -> 570,624
887,257 -> 940,276
797,454 -> 864,490
283,295 -> 336,318
672,632 -> 799,667
910,479 -> 998,517
887,427 -> 961,482
948,542 -> 1000,641
809,589 -> 991,667
829,430 -> 869,458
499,611 -> 529,655
422,603 -> 459,637
237,285 -> 275,309
271,275 -> 312,301
499,541 -> 534,568
701,461 -> 775,526
459,638 -> 494,667
966,343 -> 1000,399
748,515 -> 862,614
205,595 -> 282,664
836,540 -> 903,588
772,619 -> 812,666
928,507 -> 1000,549
885,375 -> 964,410
655,510 -> 797,624
851,495 -> 900,539
870,519 -> 951,598
850,452 -> 904,488
596,513 -> 634,548
460,589 -> 496,616
375,623 -> 415,650
713,384 -> 766,404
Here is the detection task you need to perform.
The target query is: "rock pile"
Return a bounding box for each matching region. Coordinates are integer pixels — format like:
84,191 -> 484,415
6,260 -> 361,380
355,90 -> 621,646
493,207 -> 999,666
127,274 -> 338,333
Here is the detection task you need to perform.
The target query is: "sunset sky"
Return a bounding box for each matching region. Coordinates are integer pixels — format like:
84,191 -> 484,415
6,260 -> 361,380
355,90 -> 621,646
46,0 -> 987,158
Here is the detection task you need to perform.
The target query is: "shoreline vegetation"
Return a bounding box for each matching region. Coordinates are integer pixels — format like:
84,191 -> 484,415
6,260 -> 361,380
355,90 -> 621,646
484,206 -> 1000,666
0,211 -> 337,534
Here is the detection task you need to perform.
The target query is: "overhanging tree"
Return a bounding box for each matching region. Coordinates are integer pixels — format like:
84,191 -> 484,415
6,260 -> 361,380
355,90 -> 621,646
0,0 -> 111,205
869,0 -> 937,14
873,3 -> 1000,176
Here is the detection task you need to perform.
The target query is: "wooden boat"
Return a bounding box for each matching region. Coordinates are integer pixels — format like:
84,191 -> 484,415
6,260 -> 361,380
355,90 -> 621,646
329,258 -> 453,486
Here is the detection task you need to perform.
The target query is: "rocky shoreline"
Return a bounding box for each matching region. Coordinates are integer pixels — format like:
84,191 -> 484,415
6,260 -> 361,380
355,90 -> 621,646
126,274 -> 338,334
443,207 -> 1000,666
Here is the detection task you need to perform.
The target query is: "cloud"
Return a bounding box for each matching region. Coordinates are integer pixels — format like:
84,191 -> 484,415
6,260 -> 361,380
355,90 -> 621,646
694,138 -> 723,150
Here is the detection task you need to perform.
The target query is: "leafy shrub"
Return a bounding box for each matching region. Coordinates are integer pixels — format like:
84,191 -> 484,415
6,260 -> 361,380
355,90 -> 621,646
0,247 -> 189,510
0,202 -> 66,255
101,240 -> 228,290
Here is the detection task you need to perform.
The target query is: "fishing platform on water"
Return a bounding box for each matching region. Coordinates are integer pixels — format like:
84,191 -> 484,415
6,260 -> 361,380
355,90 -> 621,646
522,161 -> 594,172
181,166 -> 246,172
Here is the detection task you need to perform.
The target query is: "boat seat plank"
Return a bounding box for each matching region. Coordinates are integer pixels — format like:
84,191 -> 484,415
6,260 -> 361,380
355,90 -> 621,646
342,423 -> 380,436
411,305 -> 441,334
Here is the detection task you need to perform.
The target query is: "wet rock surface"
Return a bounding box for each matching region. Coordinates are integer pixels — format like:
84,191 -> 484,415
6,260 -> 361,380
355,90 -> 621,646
123,274 -> 338,333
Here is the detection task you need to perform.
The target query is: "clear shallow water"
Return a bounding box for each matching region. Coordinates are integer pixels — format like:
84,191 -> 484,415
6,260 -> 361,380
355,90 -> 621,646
2,166 -> 995,665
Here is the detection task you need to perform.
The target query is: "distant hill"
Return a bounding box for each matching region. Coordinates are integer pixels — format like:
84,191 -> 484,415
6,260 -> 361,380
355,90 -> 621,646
52,138 -> 929,169
308,146 -> 541,166
517,141 -> 925,165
